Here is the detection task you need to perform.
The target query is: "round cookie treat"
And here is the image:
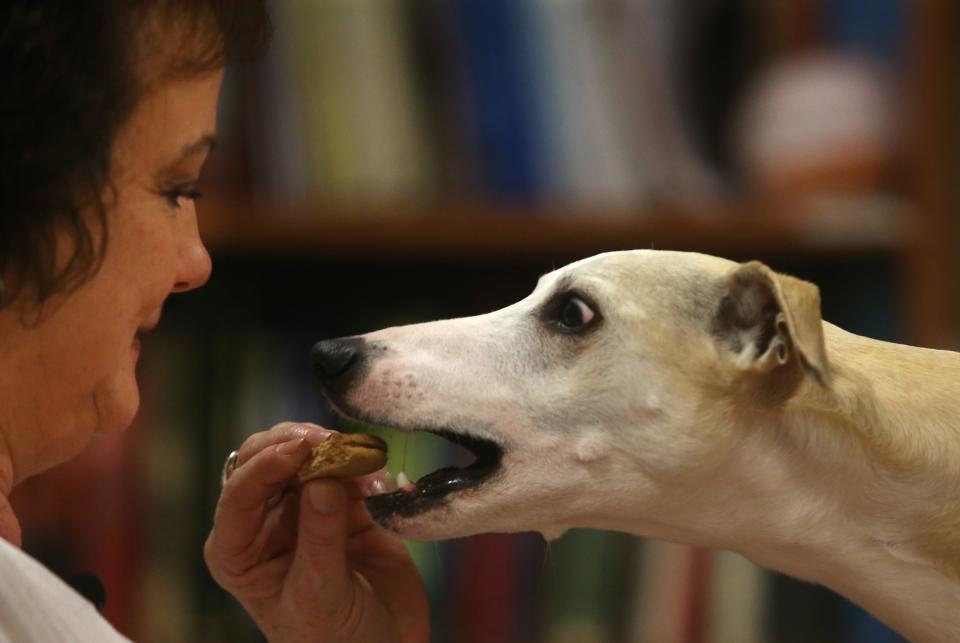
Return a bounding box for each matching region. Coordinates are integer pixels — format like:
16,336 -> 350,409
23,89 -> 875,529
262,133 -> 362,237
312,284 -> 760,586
298,432 -> 388,482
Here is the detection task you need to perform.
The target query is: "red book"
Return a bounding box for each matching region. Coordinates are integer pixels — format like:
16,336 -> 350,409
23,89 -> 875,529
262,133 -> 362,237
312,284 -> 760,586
452,533 -> 529,643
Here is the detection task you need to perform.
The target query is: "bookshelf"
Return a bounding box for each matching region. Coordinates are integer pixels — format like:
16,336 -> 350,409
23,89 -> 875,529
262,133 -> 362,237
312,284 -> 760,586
198,197 -> 911,260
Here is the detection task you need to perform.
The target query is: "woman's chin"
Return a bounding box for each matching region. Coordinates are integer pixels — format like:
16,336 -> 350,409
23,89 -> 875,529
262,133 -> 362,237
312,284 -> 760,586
92,367 -> 142,436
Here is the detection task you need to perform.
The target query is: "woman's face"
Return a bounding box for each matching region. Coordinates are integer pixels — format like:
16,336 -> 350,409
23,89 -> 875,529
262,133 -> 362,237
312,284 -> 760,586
0,69 -> 222,483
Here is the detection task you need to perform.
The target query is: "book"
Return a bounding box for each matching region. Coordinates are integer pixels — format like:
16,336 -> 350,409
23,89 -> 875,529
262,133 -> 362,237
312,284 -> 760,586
334,0 -> 435,202
249,0 -> 312,203
628,541 -> 713,643
705,551 -> 769,643
542,529 -> 635,643
618,0 -> 723,206
449,0 -> 543,199
401,0 -> 482,197
524,0 -> 645,208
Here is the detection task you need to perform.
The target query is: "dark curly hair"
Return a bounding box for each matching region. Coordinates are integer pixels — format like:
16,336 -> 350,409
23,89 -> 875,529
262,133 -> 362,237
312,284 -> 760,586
0,0 -> 269,308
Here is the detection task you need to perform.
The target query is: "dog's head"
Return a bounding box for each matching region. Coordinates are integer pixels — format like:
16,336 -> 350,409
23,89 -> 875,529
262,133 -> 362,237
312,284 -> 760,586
312,250 -> 829,541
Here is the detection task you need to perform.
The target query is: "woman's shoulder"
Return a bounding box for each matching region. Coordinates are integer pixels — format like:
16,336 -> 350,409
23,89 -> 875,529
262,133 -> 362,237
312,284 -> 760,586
0,537 -> 131,642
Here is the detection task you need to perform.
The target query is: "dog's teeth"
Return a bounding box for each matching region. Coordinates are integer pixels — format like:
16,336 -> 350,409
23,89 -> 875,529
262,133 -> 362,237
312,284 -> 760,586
384,471 -> 397,492
397,471 -> 411,489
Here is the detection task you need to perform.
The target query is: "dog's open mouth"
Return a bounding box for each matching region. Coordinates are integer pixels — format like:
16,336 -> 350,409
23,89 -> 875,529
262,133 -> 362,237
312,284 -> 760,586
364,429 -> 504,524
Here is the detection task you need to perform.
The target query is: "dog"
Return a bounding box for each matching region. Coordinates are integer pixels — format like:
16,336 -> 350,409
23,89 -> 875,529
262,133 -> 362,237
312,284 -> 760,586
311,249 -> 960,643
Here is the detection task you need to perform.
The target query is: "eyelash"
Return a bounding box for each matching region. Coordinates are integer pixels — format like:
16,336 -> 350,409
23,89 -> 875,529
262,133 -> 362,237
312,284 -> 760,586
163,185 -> 203,208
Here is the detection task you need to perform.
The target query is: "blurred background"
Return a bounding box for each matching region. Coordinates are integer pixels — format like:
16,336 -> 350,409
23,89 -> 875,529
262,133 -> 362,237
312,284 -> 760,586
11,0 -> 959,641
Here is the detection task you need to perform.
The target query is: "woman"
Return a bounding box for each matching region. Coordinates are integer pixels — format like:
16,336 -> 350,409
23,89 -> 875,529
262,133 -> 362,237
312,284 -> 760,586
0,1 -> 428,641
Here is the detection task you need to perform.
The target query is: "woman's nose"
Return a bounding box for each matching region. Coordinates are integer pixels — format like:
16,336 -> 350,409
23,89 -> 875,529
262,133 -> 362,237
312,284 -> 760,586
172,214 -> 212,293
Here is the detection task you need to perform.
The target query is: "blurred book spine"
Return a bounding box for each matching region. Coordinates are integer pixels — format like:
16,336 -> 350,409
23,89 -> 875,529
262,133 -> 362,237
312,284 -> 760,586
261,0 -> 433,206
705,550 -> 768,643
542,529 -> 635,643
449,0 -> 543,199
628,542 -> 713,643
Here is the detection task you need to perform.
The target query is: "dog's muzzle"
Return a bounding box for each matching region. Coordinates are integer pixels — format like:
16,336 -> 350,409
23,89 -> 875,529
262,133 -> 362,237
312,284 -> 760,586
308,335 -> 506,528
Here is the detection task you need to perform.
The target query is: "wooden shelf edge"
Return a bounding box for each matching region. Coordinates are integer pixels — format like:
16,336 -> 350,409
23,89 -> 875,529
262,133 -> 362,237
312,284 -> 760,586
197,197 -> 914,261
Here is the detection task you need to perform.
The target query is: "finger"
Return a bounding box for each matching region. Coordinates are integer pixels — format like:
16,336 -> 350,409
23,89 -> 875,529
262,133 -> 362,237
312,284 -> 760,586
211,437 -> 314,561
356,467 -> 389,498
255,489 -> 303,564
288,480 -> 352,597
235,423 -> 335,468
209,550 -> 295,601
344,472 -> 389,533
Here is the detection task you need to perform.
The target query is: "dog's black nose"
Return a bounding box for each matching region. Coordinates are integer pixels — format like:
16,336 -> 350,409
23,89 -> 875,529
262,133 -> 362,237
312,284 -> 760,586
311,338 -> 364,380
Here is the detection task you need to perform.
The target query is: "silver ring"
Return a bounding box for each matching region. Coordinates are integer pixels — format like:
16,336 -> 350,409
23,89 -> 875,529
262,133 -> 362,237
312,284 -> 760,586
221,450 -> 239,487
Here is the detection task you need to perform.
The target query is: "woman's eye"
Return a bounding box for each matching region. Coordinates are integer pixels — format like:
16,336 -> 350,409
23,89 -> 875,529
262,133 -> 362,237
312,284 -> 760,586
163,186 -> 203,208
558,296 -> 595,330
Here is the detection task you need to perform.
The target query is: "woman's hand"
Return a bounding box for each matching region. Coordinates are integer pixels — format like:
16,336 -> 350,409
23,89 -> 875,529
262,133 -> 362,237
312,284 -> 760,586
204,423 -> 429,643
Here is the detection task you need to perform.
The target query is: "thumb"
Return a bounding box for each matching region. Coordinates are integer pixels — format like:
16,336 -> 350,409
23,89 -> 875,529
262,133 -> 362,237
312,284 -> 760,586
291,480 -> 352,592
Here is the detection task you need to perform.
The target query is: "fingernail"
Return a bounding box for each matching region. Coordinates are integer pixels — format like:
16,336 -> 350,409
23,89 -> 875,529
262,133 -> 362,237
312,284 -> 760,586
303,431 -> 333,448
277,437 -> 307,456
289,425 -> 311,441
309,482 -> 343,515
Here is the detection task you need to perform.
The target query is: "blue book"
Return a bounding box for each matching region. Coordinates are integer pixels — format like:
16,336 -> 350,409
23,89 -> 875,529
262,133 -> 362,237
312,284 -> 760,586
450,0 -> 544,199
822,0 -> 906,63
841,601 -> 907,643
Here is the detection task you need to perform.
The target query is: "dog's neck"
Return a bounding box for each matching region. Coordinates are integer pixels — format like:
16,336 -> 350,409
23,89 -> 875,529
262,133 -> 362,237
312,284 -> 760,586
700,420 -> 960,643
600,324 -> 960,642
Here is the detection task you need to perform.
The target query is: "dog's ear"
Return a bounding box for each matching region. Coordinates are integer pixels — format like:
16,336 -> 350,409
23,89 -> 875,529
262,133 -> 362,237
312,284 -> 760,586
713,261 -> 829,385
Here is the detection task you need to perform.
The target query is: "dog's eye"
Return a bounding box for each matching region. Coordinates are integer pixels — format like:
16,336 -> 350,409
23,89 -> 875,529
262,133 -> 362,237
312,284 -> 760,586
558,296 -> 595,330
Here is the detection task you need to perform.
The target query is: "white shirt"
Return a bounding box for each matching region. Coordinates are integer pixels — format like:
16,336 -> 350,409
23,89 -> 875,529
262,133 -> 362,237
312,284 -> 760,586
0,537 -> 130,642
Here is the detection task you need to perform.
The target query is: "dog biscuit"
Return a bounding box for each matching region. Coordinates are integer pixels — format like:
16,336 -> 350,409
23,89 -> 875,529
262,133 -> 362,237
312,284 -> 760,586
298,432 -> 388,482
